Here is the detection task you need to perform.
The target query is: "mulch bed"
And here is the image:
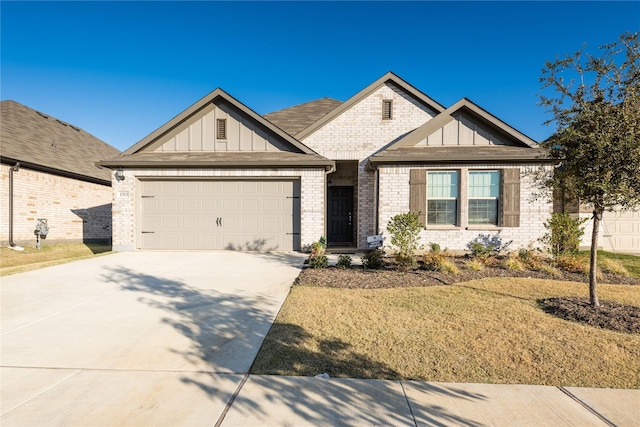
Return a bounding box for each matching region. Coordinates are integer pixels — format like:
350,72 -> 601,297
538,297 -> 640,334
296,258 -> 640,289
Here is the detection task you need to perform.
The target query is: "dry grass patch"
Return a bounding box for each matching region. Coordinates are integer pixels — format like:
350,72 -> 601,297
252,278 -> 640,388
0,243 -> 112,275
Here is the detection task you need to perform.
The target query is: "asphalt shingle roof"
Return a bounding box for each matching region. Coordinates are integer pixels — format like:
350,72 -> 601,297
1,100 -> 120,184
264,98 -> 342,136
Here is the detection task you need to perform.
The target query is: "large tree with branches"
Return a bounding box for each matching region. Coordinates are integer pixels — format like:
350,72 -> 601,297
538,32 -> 640,307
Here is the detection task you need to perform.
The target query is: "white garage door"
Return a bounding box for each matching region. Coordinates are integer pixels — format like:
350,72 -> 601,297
601,209 -> 640,253
139,179 -> 300,251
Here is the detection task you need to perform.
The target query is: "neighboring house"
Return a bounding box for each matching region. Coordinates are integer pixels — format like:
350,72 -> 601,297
101,72 -> 554,252
0,100 -> 120,246
554,195 -> 640,253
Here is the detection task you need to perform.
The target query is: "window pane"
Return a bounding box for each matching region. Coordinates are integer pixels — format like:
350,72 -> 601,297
428,171 -> 458,198
427,200 -> 457,225
469,199 -> 498,225
469,171 -> 499,198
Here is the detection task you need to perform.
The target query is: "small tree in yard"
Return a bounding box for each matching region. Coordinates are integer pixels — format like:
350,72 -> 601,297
537,32 -> 640,306
387,212 -> 423,269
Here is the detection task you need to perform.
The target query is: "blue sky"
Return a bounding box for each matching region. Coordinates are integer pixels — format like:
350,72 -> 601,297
1,1 -> 638,151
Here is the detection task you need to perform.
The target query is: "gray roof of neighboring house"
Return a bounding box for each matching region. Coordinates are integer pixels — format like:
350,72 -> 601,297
0,100 -> 120,184
264,98 -> 343,136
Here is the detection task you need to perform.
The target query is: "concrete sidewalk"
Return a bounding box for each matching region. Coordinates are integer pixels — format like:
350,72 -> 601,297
219,375 -> 638,427
3,370 -> 637,426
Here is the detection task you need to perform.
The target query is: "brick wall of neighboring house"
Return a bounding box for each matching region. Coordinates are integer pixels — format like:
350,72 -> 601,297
111,167 -> 326,251
377,163 -> 554,251
0,164 -> 112,246
301,82 -> 437,248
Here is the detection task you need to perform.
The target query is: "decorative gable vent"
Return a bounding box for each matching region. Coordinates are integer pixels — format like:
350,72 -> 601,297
382,100 -> 393,120
217,118 -> 227,139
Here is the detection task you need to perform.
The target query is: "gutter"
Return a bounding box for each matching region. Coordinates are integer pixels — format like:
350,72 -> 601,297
8,162 -> 24,251
97,159 -> 336,171
366,155 -> 552,171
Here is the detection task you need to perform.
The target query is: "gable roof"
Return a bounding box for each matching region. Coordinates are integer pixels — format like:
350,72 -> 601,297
367,98 -> 548,170
119,88 -> 319,157
264,97 -> 342,136
386,97 -> 539,150
0,100 -> 120,185
295,71 -> 446,140
100,88 -> 334,170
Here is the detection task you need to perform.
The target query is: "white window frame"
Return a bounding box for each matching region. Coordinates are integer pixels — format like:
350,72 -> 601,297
427,171 -> 459,226
468,170 -> 500,225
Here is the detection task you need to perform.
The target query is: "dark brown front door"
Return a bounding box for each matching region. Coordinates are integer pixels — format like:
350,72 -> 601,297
328,186 -> 354,244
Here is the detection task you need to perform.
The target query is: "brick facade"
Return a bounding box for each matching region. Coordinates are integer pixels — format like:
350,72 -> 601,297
0,164 -> 112,246
111,168 -> 325,251
302,82 -> 437,247
377,164 -> 553,250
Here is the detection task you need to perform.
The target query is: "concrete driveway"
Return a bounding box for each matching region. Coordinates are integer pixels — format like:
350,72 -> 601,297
1,251 -> 305,426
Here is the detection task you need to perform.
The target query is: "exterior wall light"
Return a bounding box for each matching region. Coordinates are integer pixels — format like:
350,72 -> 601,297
115,168 -> 125,182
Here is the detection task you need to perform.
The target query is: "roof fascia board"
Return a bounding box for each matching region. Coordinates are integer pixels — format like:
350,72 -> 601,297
366,155 -> 552,171
457,98 -> 539,148
97,158 -> 336,170
122,88 -> 319,156
295,71 -> 446,140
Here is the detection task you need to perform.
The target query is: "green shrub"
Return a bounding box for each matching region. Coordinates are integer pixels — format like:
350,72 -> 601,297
307,237 -> 328,268
336,254 -> 352,269
387,212 -> 423,269
428,242 -> 443,253
540,213 -> 587,257
466,232 -> 512,260
362,249 -> 385,270
308,255 -> 328,269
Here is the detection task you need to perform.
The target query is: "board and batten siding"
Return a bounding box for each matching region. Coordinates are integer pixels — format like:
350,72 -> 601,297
152,101 -> 290,153
417,111 -> 515,147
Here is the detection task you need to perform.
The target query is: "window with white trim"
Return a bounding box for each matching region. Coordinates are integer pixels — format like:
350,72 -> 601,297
468,170 -> 500,225
427,171 -> 458,225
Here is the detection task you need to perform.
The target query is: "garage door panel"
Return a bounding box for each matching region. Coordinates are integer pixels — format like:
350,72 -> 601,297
140,179 -> 299,250
242,199 -> 259,214
602,209 -> 640,252
222,199 -> 240,215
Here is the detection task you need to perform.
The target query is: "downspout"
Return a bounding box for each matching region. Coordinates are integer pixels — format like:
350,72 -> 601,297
8,162 -> 24,251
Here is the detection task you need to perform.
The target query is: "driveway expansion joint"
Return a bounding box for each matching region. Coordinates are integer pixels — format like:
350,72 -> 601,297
214,373 -> 249,427
399,380 -> 419,427
557,386 -> 615,427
